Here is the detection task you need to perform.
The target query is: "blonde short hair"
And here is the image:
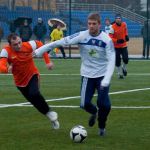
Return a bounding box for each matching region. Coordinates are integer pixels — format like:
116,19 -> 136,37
88,12 -> 101,24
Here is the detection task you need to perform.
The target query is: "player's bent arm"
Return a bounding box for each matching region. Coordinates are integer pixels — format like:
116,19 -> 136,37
35,40 -> 53,69
30,40 -> 53,70
124,23 -> 129,42
124,22 -> 129,36
0,58 -> 8,73
101,40 -> 115,87
43,52 -> 50,64
30,40 -> 50,63
42,52 -> 54,70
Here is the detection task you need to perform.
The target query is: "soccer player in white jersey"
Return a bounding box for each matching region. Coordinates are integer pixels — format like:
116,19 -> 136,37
104,18 -> 112,34
34,13 -> 115,136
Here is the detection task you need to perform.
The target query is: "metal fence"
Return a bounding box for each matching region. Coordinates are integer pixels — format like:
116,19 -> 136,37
0,0 -> 149,58
54,3 -> 148,58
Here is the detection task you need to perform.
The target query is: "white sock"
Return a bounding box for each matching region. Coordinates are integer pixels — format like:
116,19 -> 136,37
116,66 -> 122,75
122,63 -> 127,70
46,111 -> 57,121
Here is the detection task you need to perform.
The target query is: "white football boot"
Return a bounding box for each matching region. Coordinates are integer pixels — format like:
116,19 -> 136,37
46,111 -> 60,129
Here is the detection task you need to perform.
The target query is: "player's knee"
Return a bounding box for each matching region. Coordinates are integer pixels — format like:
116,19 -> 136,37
98,104 -> 111,112
115,60 -> 121,67
97,99 -> 111,109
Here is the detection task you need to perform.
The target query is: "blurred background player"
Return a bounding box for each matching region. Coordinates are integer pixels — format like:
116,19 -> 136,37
141,20 -> 150,58
50,24 -> 66,59
34,13 -> 115,136
109,14 -> 129,79
104,18 -> 112,34
9,20 -> 17,33
33,18 -> 47,44
0,33 -> 59,130
19,19 -> 32,42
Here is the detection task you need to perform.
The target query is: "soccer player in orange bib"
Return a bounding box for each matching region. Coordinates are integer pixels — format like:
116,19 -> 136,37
0,33 -> 59,129
109,14 -> 129,79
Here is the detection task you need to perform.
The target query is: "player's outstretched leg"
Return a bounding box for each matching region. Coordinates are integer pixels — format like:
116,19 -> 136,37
97,86 -> 111,136
80,77 -> 97,127
17,75 -> 60,130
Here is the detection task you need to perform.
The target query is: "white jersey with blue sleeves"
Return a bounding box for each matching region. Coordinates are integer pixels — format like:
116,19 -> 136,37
35,30 -> 115,85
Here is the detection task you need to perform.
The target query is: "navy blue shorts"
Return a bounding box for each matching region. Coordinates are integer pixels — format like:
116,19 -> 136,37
80,76 -> 111,110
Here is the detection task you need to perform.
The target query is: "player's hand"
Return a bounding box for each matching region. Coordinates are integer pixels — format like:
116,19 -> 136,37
8,65 -> 12,73
100,79 -> 109,89
46,62 -> 54,70
117,39 -> 124,44
100,79 -> 109,95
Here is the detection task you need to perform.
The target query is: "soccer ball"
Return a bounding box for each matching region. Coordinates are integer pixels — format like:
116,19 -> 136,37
70,125 -> 87,143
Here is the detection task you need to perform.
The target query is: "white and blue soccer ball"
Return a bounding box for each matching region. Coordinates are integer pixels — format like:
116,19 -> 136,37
70,125 -> 87,143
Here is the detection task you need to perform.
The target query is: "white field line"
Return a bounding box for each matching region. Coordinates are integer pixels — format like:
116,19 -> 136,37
1,104 -> 150,109
0,73 -> 150,76
109,87 -> 150,95
1,87 -> 150,109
